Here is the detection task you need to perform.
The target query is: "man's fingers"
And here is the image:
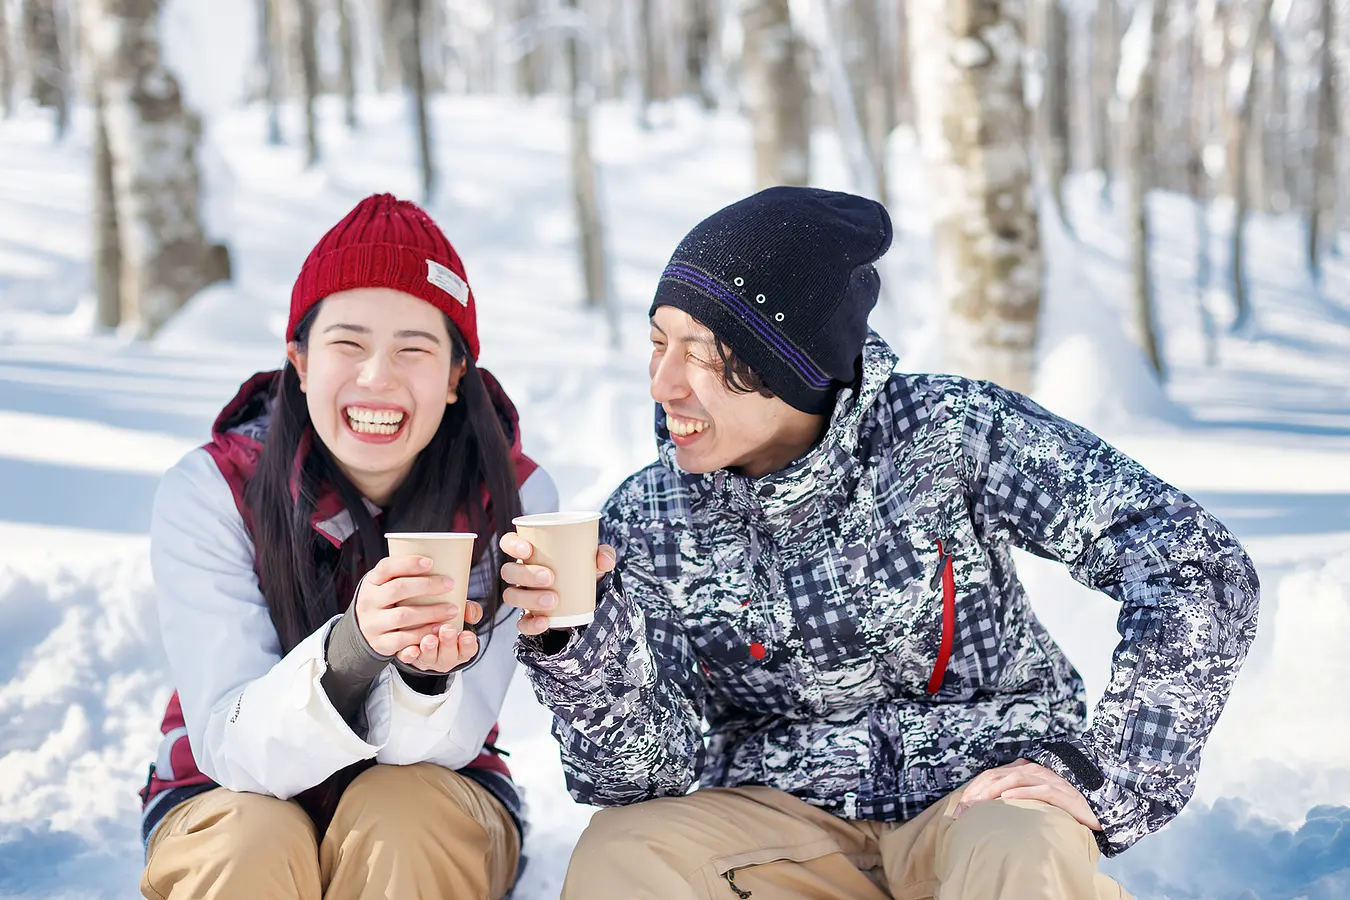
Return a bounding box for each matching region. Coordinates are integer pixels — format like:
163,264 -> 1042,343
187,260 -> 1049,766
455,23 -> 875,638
499,533 -> 535,562
369,554 -> 435,585
501,585 -> 558,613
597,544 -> 617,575
997,784 -> 1055,803
516,612 -> 552,636
961,769 -> 1035,806
501,562 -> 554,589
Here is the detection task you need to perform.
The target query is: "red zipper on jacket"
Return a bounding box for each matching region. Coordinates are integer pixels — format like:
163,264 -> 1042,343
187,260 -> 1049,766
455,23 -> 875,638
926,540 -> 955,694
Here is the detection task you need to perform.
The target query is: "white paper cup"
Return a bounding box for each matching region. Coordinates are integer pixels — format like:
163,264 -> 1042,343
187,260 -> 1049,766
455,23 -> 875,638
384,532 -> 477,630
512,512 -> 601,627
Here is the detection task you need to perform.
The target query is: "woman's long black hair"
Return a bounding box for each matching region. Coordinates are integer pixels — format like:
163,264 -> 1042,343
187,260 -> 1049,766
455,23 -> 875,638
245,304 -> 522,662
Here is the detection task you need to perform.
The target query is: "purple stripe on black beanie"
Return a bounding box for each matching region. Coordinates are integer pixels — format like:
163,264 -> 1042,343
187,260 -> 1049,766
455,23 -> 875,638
649,186 -> 893,414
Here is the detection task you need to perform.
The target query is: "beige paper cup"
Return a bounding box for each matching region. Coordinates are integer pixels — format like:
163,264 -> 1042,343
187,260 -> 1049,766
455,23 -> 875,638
512,512 -> 601,627
384,532 -> 476,629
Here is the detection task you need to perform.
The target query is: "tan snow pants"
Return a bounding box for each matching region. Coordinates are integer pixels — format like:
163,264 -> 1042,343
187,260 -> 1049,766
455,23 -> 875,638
140,763 -> 518,900
563,785 -> 1132,899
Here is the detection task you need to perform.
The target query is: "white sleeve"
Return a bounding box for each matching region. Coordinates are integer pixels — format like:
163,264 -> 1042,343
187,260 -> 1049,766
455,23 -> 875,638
370,465 -> 560,767
151,449 -> 386,798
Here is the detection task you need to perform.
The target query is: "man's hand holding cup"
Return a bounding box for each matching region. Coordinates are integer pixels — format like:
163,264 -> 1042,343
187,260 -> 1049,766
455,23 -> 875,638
500,512 -> 617,636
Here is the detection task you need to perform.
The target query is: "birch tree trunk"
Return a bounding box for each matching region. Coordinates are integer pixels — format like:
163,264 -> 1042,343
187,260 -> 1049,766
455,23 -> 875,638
257,0 -> 284,145
686,0 -> 717,109
1227,0 -> 1275,332
1,0 -> 14,117
1120,0 -> 1167,378
337,0 -> 357,129
296,0 -> 320,165
24,0 -> 70,137
1192,0 -> 1219,365
742,0 -> 811,188
563,0 -> 611,332
1091,0 -> 1119,201
1037,0 -> 1071,227
515,0 -> 542,96
908,0 -> 1041,392
377,0 -> 401,92
398,0 -> 436,202
1308,0 -> 1337,280
837,0 -> 893,205
92,86 -> 122,329
638,0 -> 663,126
83,0 -> 231,336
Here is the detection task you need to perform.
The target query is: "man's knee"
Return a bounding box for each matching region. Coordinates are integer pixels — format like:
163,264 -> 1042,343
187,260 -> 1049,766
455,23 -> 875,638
944,798 -> 1095,866
573,803 -> 655,858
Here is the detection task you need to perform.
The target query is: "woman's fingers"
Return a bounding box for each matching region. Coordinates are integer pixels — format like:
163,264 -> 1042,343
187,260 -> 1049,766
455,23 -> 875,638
380,601 -> 459,631
381,574 -> 455,606
464,600 -> 483,626
369,554 -> 434,585
400,625 -> 480,673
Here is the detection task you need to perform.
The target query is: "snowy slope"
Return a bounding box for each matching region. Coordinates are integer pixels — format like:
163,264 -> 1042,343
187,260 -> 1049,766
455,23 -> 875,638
2,92 -> 1349,898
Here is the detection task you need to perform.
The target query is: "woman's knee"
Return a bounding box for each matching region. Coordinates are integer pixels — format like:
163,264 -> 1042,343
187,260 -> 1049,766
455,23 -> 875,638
335,764 -> 482,839
172,788 -> 317,855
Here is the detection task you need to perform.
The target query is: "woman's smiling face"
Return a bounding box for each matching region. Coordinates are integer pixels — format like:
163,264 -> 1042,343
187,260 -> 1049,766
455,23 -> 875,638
288,287 -> 464,503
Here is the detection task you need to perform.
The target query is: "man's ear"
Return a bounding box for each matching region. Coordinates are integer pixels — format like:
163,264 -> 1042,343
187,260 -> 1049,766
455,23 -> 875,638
286,342 -> 308,392
446,359 -> 468,405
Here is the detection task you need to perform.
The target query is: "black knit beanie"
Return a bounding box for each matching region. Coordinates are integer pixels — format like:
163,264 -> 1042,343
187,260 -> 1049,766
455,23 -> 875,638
649,186 -> 893,414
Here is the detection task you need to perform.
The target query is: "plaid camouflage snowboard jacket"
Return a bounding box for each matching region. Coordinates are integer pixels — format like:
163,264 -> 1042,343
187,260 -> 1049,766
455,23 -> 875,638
519,332 -> 1258,855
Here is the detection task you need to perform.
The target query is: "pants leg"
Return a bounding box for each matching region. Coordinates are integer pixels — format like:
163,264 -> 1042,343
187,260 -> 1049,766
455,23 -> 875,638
562,786 -> 890,900
320,763 -> 520,900
878,790 -> 1132,900
140,788 -> 322,900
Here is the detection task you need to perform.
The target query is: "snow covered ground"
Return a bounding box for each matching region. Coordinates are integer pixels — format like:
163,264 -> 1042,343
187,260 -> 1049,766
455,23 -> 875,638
2,91 -> 1349,898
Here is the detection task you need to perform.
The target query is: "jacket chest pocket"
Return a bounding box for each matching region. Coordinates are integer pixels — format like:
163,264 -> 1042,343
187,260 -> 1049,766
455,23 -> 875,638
686,610 -> 798,716
783,531 -> 948,691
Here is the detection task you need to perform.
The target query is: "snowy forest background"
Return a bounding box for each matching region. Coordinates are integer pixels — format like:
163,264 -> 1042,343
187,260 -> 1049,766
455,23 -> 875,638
1,0 -> 1349,897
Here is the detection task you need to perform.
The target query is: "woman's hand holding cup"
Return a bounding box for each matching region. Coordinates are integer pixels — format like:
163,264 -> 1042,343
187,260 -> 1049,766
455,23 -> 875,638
500,527 -> 616,637
355,554 -> 465,658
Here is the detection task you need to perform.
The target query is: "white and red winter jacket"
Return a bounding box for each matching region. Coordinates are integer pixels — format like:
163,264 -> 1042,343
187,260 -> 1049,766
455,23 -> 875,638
140,370 -> 557,843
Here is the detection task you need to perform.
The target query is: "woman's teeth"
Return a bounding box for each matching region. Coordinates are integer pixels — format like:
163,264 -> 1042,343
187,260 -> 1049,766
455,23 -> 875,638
345,407 -> 405,435
668,416 -> 708,437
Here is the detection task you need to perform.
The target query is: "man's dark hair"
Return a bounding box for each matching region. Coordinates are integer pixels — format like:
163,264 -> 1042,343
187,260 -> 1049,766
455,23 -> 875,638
712,337 -> 776,399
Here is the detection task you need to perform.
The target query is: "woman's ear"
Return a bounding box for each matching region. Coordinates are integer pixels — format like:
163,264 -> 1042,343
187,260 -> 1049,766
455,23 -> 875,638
286,342 -> 309,392
446,360 -> 469,405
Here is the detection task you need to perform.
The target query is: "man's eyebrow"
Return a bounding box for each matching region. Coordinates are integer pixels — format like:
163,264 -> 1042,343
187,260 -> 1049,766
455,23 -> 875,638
680,333 -> 716,347
650,319 -> 714,347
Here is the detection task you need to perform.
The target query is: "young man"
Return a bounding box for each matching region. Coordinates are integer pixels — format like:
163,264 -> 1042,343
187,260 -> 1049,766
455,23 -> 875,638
501,187 -> 1259,899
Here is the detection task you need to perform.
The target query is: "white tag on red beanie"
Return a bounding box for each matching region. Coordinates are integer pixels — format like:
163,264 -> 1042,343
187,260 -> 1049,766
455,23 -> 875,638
426,259 -> 471,307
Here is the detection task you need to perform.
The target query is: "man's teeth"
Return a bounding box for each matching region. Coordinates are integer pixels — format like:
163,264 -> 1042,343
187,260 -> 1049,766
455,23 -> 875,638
668,416 -> 708,437
346,407 -> 405,435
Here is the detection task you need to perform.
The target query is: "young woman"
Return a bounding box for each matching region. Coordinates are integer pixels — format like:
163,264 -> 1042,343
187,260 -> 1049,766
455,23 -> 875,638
139,194 -> 556,900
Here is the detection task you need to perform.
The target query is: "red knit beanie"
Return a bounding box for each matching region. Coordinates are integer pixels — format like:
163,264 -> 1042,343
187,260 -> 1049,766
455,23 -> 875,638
288,193 -> 480,359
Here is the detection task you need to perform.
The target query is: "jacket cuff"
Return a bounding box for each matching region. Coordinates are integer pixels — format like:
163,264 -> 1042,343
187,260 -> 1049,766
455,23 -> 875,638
516,571 -> 633,696
1029,737 -> 1145,856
